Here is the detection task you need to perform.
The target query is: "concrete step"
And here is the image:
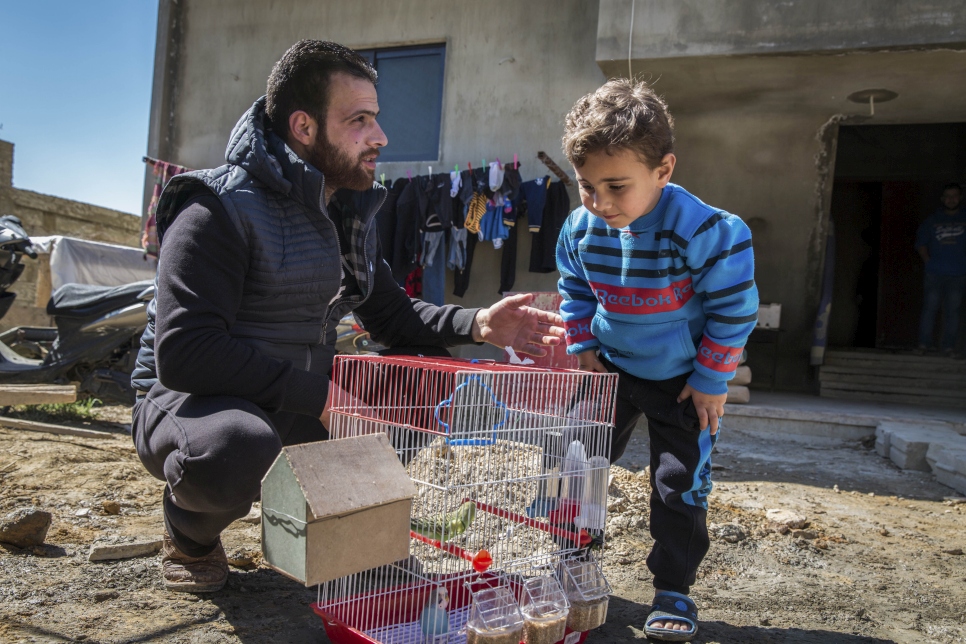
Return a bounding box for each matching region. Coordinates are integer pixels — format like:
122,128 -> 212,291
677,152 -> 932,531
818,377 -> 966,398
826,348 -> 965,363
819,365 -> 966,386
820,386 -> 966,410
824,351 -> 966,374
875,422 -> 966,494
926,444 -> 966,495
875,421 -> 966,471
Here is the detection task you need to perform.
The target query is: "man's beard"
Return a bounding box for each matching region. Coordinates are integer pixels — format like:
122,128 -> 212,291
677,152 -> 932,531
306,130 -> 377,193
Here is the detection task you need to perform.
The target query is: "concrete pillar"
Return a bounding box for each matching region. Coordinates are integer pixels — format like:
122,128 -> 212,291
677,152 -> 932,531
0,139 -> 13,189
0,139 -> 14,217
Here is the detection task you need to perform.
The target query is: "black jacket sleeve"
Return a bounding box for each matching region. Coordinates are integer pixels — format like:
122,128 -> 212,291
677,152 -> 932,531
154,195 -> 328,417
353,255 -> 482,349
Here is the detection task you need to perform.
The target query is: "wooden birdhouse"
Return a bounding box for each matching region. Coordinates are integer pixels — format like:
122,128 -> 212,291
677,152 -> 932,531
260,433 -> 416,586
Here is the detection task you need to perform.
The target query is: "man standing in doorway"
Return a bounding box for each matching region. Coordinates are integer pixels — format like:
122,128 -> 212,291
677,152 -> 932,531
916,182 -> 966,356
130,40 -> 565,593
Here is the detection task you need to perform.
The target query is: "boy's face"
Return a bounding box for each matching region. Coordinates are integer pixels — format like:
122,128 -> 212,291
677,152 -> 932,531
574,148 -> 675,229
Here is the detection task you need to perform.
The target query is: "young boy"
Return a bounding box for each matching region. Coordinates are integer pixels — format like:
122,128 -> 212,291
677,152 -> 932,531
556,79 -> 758,641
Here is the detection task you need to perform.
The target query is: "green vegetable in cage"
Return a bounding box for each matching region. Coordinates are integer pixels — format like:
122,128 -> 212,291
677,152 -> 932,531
410,501 -> 477,542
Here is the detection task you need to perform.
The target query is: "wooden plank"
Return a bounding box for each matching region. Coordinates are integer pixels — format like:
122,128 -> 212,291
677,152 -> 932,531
0,384 -> 77,406
0,416 -> 113,439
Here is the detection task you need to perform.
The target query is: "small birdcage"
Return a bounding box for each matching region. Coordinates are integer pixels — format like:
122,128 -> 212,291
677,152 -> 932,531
313,355 -> 617,644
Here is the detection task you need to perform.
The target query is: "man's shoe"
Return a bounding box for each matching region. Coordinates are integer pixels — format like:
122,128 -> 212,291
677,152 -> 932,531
161,533 -> 229,593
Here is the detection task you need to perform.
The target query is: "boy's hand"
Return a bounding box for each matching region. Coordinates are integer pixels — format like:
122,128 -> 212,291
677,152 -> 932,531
576,350 -> 608,373
677,383 -> 726,435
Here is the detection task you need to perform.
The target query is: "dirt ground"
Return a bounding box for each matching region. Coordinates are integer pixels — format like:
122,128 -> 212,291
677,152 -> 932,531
0,406 -> 964,644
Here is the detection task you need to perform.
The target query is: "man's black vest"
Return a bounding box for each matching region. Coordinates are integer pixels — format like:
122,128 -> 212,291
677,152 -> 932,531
131,97 -> 386,393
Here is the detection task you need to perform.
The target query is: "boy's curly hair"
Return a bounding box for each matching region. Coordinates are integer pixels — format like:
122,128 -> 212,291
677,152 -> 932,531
563,78 -> 675,169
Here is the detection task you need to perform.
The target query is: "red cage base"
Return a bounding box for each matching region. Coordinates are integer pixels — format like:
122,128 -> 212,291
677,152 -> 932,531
312,574 -> 592,644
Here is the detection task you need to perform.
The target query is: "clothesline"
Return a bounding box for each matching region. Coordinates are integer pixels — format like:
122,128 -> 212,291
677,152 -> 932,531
377,152 -> 575,187
144,151 -> 575,187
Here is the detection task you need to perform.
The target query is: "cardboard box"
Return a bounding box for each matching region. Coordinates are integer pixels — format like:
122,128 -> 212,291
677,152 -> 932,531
261,433 -> 416,586
757,303 -> 782,329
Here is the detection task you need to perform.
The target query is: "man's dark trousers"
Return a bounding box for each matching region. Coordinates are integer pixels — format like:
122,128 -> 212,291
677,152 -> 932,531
132,383 -> 329,557
132,345 -> 454,558
603,357 -> 718,596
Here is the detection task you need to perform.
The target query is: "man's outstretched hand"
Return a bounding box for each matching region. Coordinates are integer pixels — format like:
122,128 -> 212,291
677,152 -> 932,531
472,293 -> 565,357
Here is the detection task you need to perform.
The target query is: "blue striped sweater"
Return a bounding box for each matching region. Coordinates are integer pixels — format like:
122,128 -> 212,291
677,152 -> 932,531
556,183 -> 759,395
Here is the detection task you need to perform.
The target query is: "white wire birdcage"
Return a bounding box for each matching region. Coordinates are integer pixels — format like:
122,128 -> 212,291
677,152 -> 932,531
315,355 -> 617,644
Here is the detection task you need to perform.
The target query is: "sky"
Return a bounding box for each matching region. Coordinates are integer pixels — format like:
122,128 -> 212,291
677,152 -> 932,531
0,1 -> 159,216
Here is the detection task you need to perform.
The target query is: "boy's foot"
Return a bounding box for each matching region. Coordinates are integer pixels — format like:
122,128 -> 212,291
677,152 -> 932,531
161,532 -> 228,593
645,591 -> 698,641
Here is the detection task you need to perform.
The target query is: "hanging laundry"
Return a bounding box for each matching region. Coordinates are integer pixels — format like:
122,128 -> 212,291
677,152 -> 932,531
392,178 -> 424,282
453,234 -> 478,298
447,227 -> 468,271
489,161 -> 505,192
519,176 -> 551,233
375,178 -> 406,271
424,173 -> 455,231
421,232 -> 447,306
449,170 -> 462,198
499,222 -> 519,294
478,201 -> 510,249
464,192 -> 488,234
529,180 -> 570,273
404,264 -> 423,298
501,165 -> 524,227
142,158 -> 191,258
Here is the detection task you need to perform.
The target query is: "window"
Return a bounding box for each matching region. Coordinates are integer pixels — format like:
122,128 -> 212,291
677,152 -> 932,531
357,44 -> 445,163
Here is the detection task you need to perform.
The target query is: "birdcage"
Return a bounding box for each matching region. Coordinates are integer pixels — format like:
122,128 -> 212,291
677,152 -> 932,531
313,355 -> 617,644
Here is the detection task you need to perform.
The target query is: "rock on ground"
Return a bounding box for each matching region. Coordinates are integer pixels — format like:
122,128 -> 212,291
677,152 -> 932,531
0,507 -> 52,548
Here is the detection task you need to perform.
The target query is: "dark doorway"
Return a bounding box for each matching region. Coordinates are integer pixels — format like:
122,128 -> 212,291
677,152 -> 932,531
827,123 -> 966,350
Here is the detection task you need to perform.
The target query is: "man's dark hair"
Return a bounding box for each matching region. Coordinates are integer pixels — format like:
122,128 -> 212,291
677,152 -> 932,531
943,182 -> 962,193
265,40 -> 377,139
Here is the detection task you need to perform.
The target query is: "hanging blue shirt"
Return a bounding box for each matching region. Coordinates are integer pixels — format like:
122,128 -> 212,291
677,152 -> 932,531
916,209 -> 966,276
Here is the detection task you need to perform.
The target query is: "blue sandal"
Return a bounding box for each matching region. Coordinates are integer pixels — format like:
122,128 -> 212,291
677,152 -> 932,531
644,591 -> 698,641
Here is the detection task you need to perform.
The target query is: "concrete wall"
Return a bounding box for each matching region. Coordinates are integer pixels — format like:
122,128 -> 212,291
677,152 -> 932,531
596,2 -> 966,391
149,0 -> 606,359
598,0 -> 966,61
0,140 -> 143,330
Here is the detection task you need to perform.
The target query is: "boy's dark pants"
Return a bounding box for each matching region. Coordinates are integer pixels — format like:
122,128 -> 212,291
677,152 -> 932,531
603,357 -> 718,596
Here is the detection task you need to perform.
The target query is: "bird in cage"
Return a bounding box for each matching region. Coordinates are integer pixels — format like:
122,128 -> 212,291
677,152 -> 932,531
411,500 -> 477,542
419,585 -> 450,642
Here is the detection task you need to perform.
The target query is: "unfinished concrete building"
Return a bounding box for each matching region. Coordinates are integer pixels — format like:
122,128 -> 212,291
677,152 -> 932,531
147,0 -> 966,406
